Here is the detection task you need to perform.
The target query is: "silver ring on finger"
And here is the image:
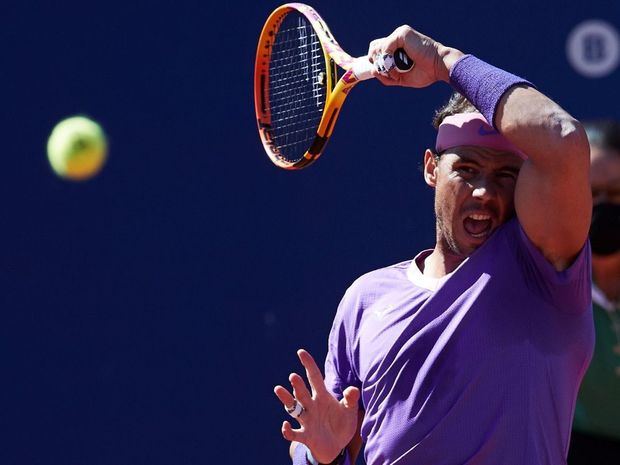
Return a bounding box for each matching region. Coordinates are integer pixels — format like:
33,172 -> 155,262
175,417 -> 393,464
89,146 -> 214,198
285,399 -> 305,419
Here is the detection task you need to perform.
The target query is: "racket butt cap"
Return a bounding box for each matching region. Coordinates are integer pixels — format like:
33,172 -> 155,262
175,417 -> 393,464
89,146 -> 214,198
394,49 -> 414,72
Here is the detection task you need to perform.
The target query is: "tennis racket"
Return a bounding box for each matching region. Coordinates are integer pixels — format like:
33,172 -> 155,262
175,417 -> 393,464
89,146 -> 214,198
254,3 -> 414,170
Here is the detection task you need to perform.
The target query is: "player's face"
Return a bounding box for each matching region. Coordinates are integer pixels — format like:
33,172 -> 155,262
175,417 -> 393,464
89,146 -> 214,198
424,146 -> 523,258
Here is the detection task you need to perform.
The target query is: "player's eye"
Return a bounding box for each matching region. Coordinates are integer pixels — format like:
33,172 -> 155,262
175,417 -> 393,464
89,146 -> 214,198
457,165 -> 477,175
497,170 -> 517,181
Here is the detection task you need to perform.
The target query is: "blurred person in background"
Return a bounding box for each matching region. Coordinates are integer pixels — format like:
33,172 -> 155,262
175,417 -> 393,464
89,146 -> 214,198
569,120 -> 620,463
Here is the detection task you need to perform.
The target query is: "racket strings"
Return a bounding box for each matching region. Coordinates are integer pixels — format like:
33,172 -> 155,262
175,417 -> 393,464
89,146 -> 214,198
268,13 -> 327,162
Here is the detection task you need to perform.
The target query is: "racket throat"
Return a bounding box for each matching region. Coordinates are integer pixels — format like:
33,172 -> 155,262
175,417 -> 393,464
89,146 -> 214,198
308,134 -> 329,156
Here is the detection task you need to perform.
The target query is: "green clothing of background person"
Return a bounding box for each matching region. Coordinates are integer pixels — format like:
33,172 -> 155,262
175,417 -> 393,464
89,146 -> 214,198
569,120 -> 620,463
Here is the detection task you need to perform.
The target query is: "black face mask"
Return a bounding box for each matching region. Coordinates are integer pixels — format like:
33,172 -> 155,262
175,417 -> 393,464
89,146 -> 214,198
590,202 -> 620,256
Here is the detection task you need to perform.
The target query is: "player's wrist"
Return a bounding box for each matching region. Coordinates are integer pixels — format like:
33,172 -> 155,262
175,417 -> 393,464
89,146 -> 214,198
292,444 -> 348,465
306,447 -> 347,465
436,45 -> 465,82
448,55 -> 534,127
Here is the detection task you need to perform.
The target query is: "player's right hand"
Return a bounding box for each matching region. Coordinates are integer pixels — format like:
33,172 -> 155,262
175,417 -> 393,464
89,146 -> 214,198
274,349 -> 360,464
368,25 -> 464,89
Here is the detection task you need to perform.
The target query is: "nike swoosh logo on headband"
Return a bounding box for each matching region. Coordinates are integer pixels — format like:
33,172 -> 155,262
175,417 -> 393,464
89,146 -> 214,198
478,125 -> 498,136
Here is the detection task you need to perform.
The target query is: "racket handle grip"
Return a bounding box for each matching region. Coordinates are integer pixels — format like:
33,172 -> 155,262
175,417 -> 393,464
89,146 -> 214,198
352,49 -> 415,81
394,48 -> 414,72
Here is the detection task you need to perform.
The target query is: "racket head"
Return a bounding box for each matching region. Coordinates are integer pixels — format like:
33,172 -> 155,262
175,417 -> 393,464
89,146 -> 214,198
254,3 -> 347,169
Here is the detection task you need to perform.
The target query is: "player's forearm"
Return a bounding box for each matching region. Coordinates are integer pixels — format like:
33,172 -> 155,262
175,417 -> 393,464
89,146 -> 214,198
437,45 -> 589,165
345,433 -> 362,464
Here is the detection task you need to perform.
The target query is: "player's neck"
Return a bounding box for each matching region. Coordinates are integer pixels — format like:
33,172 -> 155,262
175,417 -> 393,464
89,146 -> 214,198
593,252 -> 620,303
423,248 -> 466,278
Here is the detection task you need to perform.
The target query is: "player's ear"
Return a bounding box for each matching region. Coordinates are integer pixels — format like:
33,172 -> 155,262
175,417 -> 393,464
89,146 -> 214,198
424,149 -> 438,187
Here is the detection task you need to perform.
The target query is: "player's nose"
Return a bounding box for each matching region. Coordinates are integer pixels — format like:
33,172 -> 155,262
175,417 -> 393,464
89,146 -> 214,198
471,177 -> 496,200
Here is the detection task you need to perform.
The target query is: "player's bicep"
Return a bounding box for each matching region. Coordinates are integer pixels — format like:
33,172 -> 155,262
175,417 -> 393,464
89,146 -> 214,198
514,156 -> 591,271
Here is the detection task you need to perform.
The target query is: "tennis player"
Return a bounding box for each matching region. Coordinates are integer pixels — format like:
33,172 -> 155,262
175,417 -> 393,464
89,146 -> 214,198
275,25 -> 593,465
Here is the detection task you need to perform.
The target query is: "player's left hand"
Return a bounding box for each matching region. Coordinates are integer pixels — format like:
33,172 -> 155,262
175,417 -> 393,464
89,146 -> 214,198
274,349 -> 360,464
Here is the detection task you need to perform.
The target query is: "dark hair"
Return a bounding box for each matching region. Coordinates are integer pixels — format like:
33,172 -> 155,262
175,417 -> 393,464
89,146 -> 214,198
583,120 -> 620,154
432,92 -> 477,129
427,92 -> 477,161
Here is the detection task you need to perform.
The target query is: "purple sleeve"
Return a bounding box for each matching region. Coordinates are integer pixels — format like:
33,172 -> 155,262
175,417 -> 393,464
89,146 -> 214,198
516,222 -> 592,313
324,288 -> 362,401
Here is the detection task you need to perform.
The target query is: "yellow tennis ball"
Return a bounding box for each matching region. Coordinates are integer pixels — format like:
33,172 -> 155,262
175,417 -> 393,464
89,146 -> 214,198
47,116 -> 108,181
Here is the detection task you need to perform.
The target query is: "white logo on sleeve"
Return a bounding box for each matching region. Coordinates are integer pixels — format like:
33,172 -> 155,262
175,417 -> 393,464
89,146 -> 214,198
566,19 -> 620,78
374,304 -> 395,319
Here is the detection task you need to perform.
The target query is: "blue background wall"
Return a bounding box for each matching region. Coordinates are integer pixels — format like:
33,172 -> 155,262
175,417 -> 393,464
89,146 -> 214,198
3,1 -> 619,463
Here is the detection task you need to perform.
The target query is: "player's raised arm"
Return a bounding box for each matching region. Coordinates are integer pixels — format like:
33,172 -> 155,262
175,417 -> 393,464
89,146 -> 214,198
369,26 -> 591,270
494,87 -> 590,270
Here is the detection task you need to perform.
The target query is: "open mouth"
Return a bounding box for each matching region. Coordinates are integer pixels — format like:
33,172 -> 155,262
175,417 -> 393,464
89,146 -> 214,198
463,213 -> 493,239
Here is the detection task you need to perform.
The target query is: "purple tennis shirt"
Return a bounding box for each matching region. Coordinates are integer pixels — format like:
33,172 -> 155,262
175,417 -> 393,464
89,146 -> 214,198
324,219 -> 594,465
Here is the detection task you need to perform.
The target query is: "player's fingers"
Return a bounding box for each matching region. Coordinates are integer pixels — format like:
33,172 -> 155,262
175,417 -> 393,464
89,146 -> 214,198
367,38 -> 385,63
274,385 -> 296,409
387,64 -> 403,81
289,372 -> 313,405
377,34 -> 396,64
373,74 -> 399,86
386,25 -> 409,52
297,349 -> 328,396
341,386 -> 360,410
282,421 -> 305,443
371,57 -> 387,80
379,26 -> 414,72
381,47 -> 395,60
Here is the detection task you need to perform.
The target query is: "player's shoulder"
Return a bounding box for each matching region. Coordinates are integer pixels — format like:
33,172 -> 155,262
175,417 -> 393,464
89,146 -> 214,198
491,217 -> 520,244
336,260 -> 413,320
345,259 -> 412,297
